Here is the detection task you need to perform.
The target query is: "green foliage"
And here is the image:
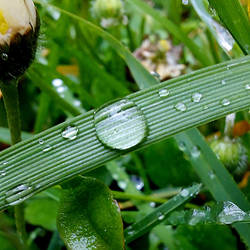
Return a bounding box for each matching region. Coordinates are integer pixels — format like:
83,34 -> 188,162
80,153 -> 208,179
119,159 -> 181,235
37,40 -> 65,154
57,177 -> 124,250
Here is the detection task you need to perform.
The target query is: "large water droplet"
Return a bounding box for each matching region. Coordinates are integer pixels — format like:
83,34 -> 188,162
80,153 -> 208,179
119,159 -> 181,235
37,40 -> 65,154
94,99 -> 147,150
191,93 -> 202,103
218,201 -> 246,224
221,98 -> 230,106
1,53 -> 8,61
245,84 -> 250,90
159,88 -> 170,98
191,146 -> 201,158
62,125 -> 79,140
5,184 -> 33,206
175,102 -> 187,112
180,189 -> 189,197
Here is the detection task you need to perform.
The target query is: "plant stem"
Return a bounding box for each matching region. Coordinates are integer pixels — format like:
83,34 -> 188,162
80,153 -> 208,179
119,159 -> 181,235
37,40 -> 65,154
0,80 -> 27,248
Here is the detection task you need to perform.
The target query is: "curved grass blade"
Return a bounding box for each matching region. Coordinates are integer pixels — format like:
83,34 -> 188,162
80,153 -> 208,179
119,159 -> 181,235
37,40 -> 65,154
0,56 -> 249,211
124,184 -> 202,243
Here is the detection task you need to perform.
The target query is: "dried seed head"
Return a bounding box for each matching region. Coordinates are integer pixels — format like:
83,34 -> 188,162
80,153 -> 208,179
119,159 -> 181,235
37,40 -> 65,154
0,0 -> 40,81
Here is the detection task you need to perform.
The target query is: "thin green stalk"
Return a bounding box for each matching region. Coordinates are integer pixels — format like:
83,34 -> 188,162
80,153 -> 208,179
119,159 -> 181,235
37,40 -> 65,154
0,80 -> 27,248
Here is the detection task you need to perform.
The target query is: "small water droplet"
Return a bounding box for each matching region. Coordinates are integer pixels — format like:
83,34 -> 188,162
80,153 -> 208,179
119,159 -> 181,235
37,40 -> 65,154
5,184 -> 33,206
182,0 -> 189,5
62,125 -> 79,140
221,80 -> 226,85
42,144 -> 53,152
118,180 -> 127,190
158,213 -> 165,221
131,175 -> 144,191
180,189 -> 189,197
94,99 -> 147,150
159,88 -> 170,97
178,141 -> 186,151
191,93 -> 202,103
127,230 -> 134,236
203,105 -> 209,110
245,84 -> 250,90
175,102 -> 187,112
208,171 -> 216,179
191,146 -> 200,158
0,170 -> 6,176
151,71 -> 161,82
150,202 -> 156,208
1,53 -> 8,61
218,201 -> 246,224
38,139 -> 44,145
221,98 -> 230,106
52,78 -> 63,87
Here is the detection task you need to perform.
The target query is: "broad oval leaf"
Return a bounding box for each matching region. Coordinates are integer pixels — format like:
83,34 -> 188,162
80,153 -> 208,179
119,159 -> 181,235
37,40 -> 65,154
57,177 -> 124,250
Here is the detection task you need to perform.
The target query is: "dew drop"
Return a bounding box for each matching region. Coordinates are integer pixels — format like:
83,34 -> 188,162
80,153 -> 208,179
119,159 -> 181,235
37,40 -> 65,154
0,170 -> 6,176
221,80 -> 226,85
52,78 -> 63,87
178,141 -> 186,151
150,202 -> 156,208
180,189 -> 189,197
151,71 -> 161,82
94,99 -> 147,150
159,88 -> 170,98
221,98 -> 230,106
131,175 -> 144,191
191,93 -> 202,103
62,125 -> 79,141
38,139 -> 44,145
42,144 -> 53,152
245,84 -> 250,90
218,201 -> 246,224
182,0 -> 189,5
175,102 -> 187,112
118,180 -> 127,190
158,213 -> 165,221
5,184 -> 33,206
208,171 -> 216,180
191,146 -> 201,158
1,53 -> 8,61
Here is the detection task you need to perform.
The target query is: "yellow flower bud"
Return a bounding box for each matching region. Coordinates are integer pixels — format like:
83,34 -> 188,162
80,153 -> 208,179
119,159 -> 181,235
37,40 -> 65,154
0,0 -> 40,81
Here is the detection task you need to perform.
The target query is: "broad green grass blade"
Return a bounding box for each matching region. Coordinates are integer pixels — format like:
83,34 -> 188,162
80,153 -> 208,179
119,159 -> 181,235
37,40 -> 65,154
208,0 -> 250,55
124,184 -> 202,243
175,129 -> 250,246
126,0 -> 213,66
0,56 -> 249,211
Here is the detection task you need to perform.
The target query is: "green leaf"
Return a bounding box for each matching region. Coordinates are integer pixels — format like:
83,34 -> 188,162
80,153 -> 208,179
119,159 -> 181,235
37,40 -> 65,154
25,197 -> 59,231
57,177 -> 124,250
208,0 -> 250,55
0,56 -> 250,211
0,127 -> 31,145
124,184 -> 202,243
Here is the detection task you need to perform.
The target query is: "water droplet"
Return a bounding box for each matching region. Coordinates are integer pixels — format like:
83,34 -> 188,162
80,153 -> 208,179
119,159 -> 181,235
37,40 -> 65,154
245,84 -> 250,90
158,213 -> 165,221
191,93 -> 202,103
218,201 -> 246,224
159,88 -> 170,98
150,202 -> 156,208
127,230 -> 134,236
221,80 -> 226,85
221,98 -> 230,106
151,71 -> 161,82
5,184 -> 33,206
42,144 -> 53,152
38,139 -> 44,145
94,99 -> 147,150
0,170 -> 6,176
182,0 -> 189,5
178,141 -> 186,151
175,102 -> 187,112
131,175 -> 144,191
180,189 -> 189,197
62,125 -> 79,141
52,78 -> 63,87
203,105 -> 209,110
208,171 -> 216,179
118,180 -> 127,190
73,100 -> 81,107
1,53 -> 8,61
191,146 -> 200,158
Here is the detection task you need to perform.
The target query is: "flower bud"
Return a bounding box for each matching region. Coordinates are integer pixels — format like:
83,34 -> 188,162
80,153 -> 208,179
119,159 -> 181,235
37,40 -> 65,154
210,136 -> 248,174
91,0 -> 124,28
0,0 -> 40,81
